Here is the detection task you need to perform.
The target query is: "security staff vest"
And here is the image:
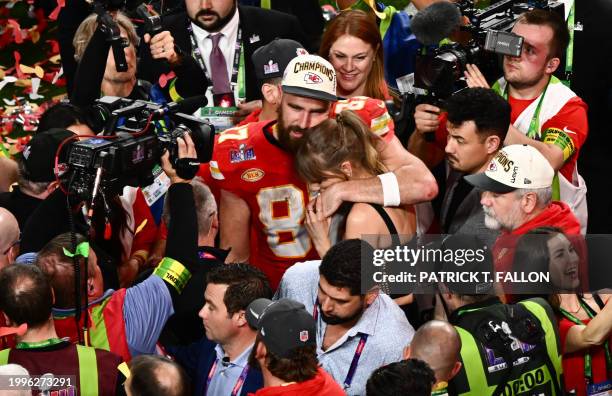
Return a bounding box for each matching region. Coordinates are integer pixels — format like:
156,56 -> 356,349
448,297 -> 563,396
53,289 -> 131,362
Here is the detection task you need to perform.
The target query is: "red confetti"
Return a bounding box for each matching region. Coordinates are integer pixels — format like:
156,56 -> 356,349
13,51 -> 25,79
48,0 -> 65,21
47,39 -> 60,54
7,19 -> 24,44
158,71 -> 176,88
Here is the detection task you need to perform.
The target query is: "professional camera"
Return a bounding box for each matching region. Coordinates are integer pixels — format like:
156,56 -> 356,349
67,96 -> 213,203
413,0 -> 565,101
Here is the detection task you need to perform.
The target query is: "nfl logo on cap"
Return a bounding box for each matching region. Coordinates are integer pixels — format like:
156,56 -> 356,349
299,330 -> 309,342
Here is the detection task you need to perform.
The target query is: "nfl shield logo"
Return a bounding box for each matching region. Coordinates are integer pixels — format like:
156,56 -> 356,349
299,330 -> 309,342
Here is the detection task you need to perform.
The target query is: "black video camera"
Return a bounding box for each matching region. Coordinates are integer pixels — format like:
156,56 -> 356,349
67,96 -> 214,203
414,0 -> 564,102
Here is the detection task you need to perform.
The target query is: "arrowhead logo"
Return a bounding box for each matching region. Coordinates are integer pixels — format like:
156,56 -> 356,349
304,72 -> 323,84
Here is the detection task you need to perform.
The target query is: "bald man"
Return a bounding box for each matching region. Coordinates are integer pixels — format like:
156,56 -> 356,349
404,320 -> 462,395
0,207 -> 19,269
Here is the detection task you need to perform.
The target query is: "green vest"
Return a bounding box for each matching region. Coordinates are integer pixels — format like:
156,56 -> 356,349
450,298 -> 563,396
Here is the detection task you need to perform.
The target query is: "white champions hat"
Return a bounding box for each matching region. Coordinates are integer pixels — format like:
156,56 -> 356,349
281,54 -> 337,102
464,144 -> 554,193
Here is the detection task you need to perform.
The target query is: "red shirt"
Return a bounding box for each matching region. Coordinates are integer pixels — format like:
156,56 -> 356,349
248,368 -> 345,396
238,108 -> 263,127
558,315 -> 612,396
493,201 -> 581,274
508,95 -> 588,182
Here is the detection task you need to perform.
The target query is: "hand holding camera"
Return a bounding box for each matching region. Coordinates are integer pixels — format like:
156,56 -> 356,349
161,132 -> 199,184
145,31 -> 180,65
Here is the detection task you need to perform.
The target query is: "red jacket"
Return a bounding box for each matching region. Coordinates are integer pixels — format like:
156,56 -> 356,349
493,201 -> 581,274
248,368 -> 345,396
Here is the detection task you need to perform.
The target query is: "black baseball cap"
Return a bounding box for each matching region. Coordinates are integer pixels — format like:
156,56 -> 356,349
252,38 -> 308,82
22,128 -> 76,182
438,234 -> 494,295
246,298 -> 316,358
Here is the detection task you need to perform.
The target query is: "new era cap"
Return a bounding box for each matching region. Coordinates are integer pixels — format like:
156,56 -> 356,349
464,144 -> 554,193
282,54 -> 337,102
246,298 -> 316,359
252,38 -> 308,81
22,128 -> 76,182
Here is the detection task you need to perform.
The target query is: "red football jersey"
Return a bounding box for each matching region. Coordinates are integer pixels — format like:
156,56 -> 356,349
330,96 -> 395,142
208,120 -> 319,289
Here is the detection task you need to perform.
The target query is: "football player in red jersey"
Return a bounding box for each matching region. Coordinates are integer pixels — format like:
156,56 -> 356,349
205,54 -> 437,289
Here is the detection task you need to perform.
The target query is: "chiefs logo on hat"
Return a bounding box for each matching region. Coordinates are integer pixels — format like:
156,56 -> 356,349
299,330 -> 309,342
487,162 -> 497,172
304,72 -> 323,84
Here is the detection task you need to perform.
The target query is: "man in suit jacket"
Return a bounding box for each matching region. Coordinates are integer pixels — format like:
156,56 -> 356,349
138,0 -> 309,116
408,88 -> 511,247
239,0 -> 324,52
167,264 -> 272,395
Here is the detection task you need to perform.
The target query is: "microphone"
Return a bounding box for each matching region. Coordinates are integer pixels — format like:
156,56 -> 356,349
221,356 -> 230,367
411,2 -> 462,45
154,95 -> 208,116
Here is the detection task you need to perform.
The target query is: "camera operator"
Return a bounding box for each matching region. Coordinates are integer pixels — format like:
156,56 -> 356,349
71,10 -> 209,113
416,9 -> 588,233
436,234 -> 564,396
30,133 -> 202,362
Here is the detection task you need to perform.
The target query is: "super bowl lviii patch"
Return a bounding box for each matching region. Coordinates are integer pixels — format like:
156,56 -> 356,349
230,143 -> 256,163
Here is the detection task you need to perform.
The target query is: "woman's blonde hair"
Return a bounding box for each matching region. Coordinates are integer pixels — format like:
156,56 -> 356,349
73,12 -> 139,62
295,110 -> 386,183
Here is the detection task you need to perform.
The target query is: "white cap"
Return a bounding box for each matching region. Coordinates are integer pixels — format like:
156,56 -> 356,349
464,144 -> 554,193
281,54 -> 337,102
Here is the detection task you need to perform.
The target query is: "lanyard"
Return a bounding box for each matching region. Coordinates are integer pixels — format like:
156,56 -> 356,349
559,296 -> 612,383
205,358 -> 250,396
344,334 -> 368,390
564,0 -> 575,85
312,303 -> 368,389
503,79 -> 550,139
188,22 -> 245,99
16,337 -> 66,350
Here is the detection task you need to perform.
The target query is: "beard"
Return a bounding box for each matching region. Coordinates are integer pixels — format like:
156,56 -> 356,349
276,106 -> 306,154
192,2 -> 237,32
318,302 -> 364,325
482,201 -> 521,231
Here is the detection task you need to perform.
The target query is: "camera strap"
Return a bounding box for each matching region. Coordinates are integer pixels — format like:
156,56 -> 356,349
564,0 -> 575,85
187,22 -> 245,101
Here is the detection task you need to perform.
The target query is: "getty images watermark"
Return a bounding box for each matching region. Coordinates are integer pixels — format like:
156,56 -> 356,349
360,234 -> 611,295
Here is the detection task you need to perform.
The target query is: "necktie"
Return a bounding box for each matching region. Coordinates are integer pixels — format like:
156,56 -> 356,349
209,33 -> 231,94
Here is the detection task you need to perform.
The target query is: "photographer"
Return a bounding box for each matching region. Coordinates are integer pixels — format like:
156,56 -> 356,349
71,10 -> 209,113
436,234 -> 564,396
414,9 -> 588,233
30,133 -> 201,362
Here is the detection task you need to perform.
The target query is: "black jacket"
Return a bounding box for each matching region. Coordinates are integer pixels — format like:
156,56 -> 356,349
137,6 -> 309,102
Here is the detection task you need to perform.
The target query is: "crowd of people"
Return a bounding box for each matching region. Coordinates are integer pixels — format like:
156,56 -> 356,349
0,0 -> 610,395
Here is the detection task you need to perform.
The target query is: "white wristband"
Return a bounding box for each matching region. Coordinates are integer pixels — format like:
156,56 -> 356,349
378,172 -> 401,207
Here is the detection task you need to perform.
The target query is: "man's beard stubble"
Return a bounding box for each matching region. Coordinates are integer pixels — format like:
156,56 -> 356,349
276,106 -> 306,154
192,2 -> 237,32
318,302 -> 364,325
